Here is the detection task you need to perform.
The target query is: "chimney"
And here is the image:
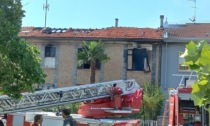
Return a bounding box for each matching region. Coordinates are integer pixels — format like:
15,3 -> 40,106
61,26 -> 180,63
160,15 -> 164,29
115,18 -> 118,27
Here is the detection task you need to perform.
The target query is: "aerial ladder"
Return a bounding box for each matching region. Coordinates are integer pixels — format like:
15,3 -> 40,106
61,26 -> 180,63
0,79 -> 143,126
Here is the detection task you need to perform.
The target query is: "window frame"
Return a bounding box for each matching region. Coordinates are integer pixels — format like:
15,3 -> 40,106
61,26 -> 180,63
45,44 -> 56,57
127,48 -> 150,72
44,44 -> 56,68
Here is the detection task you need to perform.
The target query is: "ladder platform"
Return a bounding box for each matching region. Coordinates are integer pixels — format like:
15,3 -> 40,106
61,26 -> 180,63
104,109 -> 132,113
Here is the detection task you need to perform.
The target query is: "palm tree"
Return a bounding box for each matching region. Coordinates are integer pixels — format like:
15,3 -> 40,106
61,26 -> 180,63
135,82 -> 165,120
77,41 -> 110,83
143,83 -> 165,120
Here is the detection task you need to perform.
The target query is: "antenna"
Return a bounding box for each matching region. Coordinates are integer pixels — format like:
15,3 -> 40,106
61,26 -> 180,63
188,0 -> 197,23
43,0 -> 49,27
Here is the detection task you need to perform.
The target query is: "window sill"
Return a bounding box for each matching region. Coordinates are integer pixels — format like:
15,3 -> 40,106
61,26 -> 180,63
43,67 -> 55,69
127,69 -> 151,73
77,68 -> 100,70
178,70 -> 195,72
127,69 -> 144,71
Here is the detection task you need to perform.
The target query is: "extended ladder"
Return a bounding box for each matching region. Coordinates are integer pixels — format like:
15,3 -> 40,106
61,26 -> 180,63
162,100 -> 169,126
0,79 -> 140,114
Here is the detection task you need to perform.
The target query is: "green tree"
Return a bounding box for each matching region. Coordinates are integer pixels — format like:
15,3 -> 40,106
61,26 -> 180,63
77,41 -> 110,83
181,40 -> 210,111
0,0 -> 46,99
134,82 -> 165,120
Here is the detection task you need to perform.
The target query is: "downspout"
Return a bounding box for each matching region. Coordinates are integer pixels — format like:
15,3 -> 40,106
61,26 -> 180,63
164,42 -> 168,89
72,45 -> 78,85
54,44 -> 60,88
158,43 -> 162,85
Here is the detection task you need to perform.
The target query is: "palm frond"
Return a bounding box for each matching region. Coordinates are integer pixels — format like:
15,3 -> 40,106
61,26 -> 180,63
135,82 -> 166,120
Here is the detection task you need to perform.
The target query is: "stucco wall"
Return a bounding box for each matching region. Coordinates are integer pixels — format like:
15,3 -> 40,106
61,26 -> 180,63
127,71 -> 151,85
57,44 -> 75,87
103,43 -> 124,81
44,68 -> 55,84
27,39 -> 55,84
77,69 -> 100,84
161,43 -> 196,93
26,38 -> 160,88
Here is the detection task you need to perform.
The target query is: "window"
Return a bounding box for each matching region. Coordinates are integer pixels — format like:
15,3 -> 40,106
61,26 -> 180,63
77,48 -> 100,69
44,44 -> 56,68
179,52 -> 191,71
127,48 -> 150,71
45,44 -> 56,57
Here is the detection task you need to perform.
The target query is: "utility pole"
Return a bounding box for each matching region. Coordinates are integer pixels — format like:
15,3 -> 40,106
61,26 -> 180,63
43,0 -> 49,27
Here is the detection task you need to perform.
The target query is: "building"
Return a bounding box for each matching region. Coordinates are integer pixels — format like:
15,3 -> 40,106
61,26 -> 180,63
161,23 -> 210,93
19,19 -> 163,89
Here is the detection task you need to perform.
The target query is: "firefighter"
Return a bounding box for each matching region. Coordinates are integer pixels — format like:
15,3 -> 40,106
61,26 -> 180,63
61,108 -> 77,126
110,83 -> 123,109
31,114 -> 43,126
0,114 -> 7,126
0,120 -> 3,126
110,83 -> 122,95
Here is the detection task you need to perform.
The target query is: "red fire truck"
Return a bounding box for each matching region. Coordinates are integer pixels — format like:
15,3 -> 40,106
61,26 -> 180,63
168,74 -> 208,126
0,79 -> 143,126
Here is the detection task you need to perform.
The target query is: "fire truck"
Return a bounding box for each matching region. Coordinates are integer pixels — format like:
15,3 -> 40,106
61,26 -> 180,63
167,74 -> 208,126
0,79 -> 143,126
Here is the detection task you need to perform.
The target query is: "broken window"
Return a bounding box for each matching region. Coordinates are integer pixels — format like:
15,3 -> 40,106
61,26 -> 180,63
44,44 -> 56,68
127,48 -> 150,71
45,44 -> 56,57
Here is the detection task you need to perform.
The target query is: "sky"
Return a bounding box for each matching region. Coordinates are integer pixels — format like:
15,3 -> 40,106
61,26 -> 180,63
21,0 -> 210,29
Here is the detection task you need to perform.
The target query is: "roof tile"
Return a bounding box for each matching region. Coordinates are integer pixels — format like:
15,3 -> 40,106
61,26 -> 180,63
19,27 -> 163,40
165,23 -> 210,38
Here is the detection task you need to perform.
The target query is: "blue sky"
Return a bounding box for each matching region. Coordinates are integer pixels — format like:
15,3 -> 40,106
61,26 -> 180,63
21,0 -> 210,29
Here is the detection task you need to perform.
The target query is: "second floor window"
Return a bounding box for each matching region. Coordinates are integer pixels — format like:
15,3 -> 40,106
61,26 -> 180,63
127,48 -> 150,71
45,44 -> 56,57
44,44 -> 56,68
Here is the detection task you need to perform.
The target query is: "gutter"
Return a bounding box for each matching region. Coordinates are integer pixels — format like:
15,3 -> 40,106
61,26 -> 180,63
20,36 -> 162,43
164,37 -> 210,43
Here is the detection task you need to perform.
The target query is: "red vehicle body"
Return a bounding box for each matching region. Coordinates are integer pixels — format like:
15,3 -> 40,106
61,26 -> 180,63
0,80 -> 143,126
168,87 -> 208,126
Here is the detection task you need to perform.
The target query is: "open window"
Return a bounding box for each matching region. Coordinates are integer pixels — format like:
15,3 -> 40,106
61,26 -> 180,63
127,48 -> 150,72
77,48 -> 100,69
44,44 -> 56,68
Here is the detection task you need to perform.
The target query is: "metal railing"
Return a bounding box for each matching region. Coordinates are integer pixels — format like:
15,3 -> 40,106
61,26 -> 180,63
140,120 -> 157,126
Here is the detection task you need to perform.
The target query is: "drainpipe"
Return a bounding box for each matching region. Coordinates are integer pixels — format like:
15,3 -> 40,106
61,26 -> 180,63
164,42 -> 168,89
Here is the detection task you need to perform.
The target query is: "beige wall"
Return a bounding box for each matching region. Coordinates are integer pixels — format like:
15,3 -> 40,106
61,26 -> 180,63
44,68 -> 55,84
26,38 -> 160,88
127,71 -> 151,85
57,44 -> 75,87
103,43 -> 124,81
77,69 -> 100,84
